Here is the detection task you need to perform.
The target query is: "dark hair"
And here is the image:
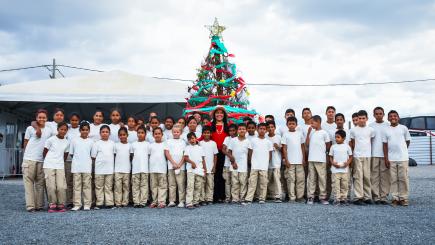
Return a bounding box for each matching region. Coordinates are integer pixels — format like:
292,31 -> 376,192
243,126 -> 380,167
312,115 -> 322,123
202,125 -> 212,133
118,126 -> 128,136
186,116 -> 197,125
257,123 -> 267,129
266,121 -> 276,127
285,108 -> 295,115
247,121 -> 257,128
69,112 -> 81,120
388,110 -> 399,117
110,108 -> 122,115
286,116 -> 298,124
137,125 -> 146,133
127,115 -> 137,122
357,110 -> 368,118
153,127 -> 163,135
53,108 -> 65,116
211,108 -> 229,134
100,125 -> 110,132
164,116 -> 175,123
35,109 -> 48,117
187,132 -> 197,140
265,115 -> 275,120
326,106 -> 336,113
202,114 -> 210,121
79,121 -> 90,131
57,121 -> 68,129
243,116 -> 253,122
335,129 -> 346,139
94,109 -> 105,118
335,113 -> 345,121
373,107 -> 384,114
149,116 -> 160,123
302,108 -> 311,115
237,123 -> 247,130
228,124 -> 237,130
352,112 -> 359,118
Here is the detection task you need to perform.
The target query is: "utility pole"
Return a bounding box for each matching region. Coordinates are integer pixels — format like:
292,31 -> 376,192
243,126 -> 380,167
49,58 -> 56,79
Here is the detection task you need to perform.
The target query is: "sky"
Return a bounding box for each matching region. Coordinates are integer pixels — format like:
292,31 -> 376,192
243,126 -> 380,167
1,0 -> 435,125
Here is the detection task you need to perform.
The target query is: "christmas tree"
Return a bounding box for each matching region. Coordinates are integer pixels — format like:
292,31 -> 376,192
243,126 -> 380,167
183,18 -> 257,124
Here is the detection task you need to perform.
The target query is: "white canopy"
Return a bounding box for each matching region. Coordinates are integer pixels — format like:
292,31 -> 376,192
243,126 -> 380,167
0,70 -> 188,103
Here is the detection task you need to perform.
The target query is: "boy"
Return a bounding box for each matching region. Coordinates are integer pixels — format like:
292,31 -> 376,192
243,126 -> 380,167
246,121 -> 258,141
222,124 -> 237,202
350,110 -> 375,205
306,115 -> 331,205
351,112 -> 359,127
266,121 -> 283,202
299,108 -> 312,139
383,110 -> 411,206
322,106 -> 335,200
228,124 -> 252,203
265,115 -> 275,122
369,107 -> 390,204
163,116 -> 175,140
335,113 -> 352,202
329,130 -> 353,205
199,126 -> 218,204
278,108 -> 296,136
244,123 -> 272,204
184,132 -> 206,208
282,117 -> 306,202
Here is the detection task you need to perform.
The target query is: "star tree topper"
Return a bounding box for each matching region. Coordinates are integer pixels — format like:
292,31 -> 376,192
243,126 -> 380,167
205,17 -> 226,38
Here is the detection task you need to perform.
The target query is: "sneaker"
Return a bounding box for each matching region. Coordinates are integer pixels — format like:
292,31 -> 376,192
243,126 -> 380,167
295,198 -> 305,203
339,201 -> 346,205
224,199 -> 231,203
231,201 -> 239,205
353,199 -> 364,205
106,205 -> 116,209
186,204 -> 195,209
391,200 -> 399,207
168,202 -> 176,208
149,203 -> 158,208
207,201 -> 213,205
48,203 -> 57,213
380,200 -> 389,205
71,206 -> 81,211
194,204 -> 200,208
321,199 -> 329,205
158,203 -> 166,208
241,201 -> 251,206
400,200 -> 409,206
57,204 -> 67,212
200,202 -> 208,206
177,202 -> 185,208
83,206 -> 91,211
364,199 -> 373,205
307,197 -> 314,205
94,205 -> 103,210
274,198 -> 282,203
333,200 -> 341,206
374,200 -> 381,205
27,208 -> 36,213
259,200 -> 265,204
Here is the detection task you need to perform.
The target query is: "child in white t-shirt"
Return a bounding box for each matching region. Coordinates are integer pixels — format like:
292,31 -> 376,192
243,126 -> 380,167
163,116 -> 175,140
306,115 -> 331,205
108,109 -> 123,143
383,110 -> 411,206
184,132 -> 206,209
182,116 -> 202,143
149,127 -> 168,208
130,126 -> 151,208
222,124 -> 237,203
114,127 -> 131,207
244,123 -> 272,204
246,121 -> 258,142
228,124 -> 252,203
43,122 -> 70,213
164,125 -> 187,208
147,116 -> 163,143
127,116 -> 138,143
350,110 -> 375,205
266,121 -> 283,202
69,122 -> 93,211
91,125 -> 115,209
89,110 -> 105,142
329,130 -> 353,205
282,117 -> 306,203
199,126 -> 218,204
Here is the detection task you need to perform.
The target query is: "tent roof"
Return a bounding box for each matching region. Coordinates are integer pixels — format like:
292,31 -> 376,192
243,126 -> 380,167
0,70 -> 189,103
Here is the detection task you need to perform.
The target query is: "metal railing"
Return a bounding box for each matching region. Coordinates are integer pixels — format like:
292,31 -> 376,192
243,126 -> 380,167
1,148 -> 23,179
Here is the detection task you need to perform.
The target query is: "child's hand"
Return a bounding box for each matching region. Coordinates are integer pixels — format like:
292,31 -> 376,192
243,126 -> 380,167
285,160 -> 291,168
204,169 -> 207,176
191,162 -> 197,169
232,162 -> 238,170
274,143 -> 279,150
230,156 -> 235,163
212,167 -> 216,174
384,159 -> 390,169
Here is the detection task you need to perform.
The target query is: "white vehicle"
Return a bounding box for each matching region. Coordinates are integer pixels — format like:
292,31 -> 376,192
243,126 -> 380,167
400,116 -> 435,165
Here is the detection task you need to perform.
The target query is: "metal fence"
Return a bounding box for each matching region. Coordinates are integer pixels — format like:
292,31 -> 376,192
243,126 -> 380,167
409,132 -> 434,165
0,148 -> 23,179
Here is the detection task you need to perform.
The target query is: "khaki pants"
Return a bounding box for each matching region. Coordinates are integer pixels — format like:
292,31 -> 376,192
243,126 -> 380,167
267,168 -> 282,199
222,167 -> 232,201
353,157 -> 372,200
231,171 -> 248,202
150,173 -> 168,204
371,157 -> 390,202
245,170 -> 268,202
333,172 -> 349,201
284,164 -> 305,201
22,160 -> 45,210
204,173 -> 214,202
390,161 -> 409,201
280,166 -> 287,197
73,173 -> 92,208
114,173 -> 130,206
95,174 -> 114,206
168,170 -> 186,203
64,160 -> 73,205
308,162 -> 327,199
44,168 -> 67,205
347,165 -> 353,200
186,173 -> 204,205
132,173 -> 149,205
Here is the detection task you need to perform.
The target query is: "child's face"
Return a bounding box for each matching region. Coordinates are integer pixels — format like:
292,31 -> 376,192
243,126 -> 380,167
202,118 -> 210,125
150,119 -> 160,129
311,120 -> 320,129
188,119 -> 197,131
172,128 -> 181,139
53,111 -> 64,123
302,110 -> 312,121
137,129 -> 146,141
357,116 -> 368,126
93,112 -> 104,124
203,130 -> 211,140
164,119 -> 174,130
193,113 -> 202,123
153,130 -> 163,142
177,119 -> 186,128
57,125 -> 68,137
257,126 -> 267,137
388,113 -> 399,125
80,126 -> 90,138
352,116 -> 359,126
237,126 -> 247,137
127,117 -> 136,129
335,134 -> 344,144
228,127 -> 236,137
137,119 -> 144,126
119,131 -> 128,143
36,112 -> 47,126
70,115 -> 80,128
285,112 -> 294,119
335,116 -> 345,128
111,110 -> 121,124
188,136 -> 197,145
267,124 -> 276,134
100,128 -> 110,140
247,124 -> 256,135
374,109 -> 384,122
326,109 -> 335,121
287,121 -> 297,131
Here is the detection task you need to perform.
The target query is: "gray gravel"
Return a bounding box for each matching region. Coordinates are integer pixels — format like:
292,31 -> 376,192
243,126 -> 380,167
1,166 -> 435,244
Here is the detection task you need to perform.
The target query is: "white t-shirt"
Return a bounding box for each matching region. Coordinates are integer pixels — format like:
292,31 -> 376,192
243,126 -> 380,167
91,139 -> 115,174
163,128 -> 174,140
246,134 -> 257,143
250,137 -> 273,171
200,140 -> 218,173
89,123 -> 105,142
114,142 -> 131,173
308,129 -> 330,163
350,126 -> 375,158
109,123 -> 121,143
297,123 -> 311,139
149,142 -> 167,174
382,124 -> 411,162
46,121 -> 59,134
127,129 -> 138,143
369,121 -> 390,157
183,125 -> 202,135
66,126 -> 80,142
43,136 -> 69,169
165,138 -> 186,170
329,143 -> 352,173
267,134 -> 282,169
322,121 -> 337,143
184,144 -> 205,176
131,141 -> 151,174
228,137 -> 252,173
223,136 -> 233,168
23,126 -> 54,162
69,137 -> 93,173
146,130 -> 167,143
277,125 -> 288,136
331,128 -> 351,145
281,131 -> 305,165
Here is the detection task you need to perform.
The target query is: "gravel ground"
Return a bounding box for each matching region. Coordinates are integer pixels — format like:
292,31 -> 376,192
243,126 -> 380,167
1,166 -> 434,244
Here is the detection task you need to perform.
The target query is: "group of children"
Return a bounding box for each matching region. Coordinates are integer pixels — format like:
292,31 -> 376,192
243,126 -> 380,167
22,105 -> 411,213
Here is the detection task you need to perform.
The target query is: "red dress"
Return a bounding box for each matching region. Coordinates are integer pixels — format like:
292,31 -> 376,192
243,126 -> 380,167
211,124 -> 227,151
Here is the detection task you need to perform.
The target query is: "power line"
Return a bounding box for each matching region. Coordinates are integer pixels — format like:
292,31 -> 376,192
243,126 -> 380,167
56,65 -> 104,73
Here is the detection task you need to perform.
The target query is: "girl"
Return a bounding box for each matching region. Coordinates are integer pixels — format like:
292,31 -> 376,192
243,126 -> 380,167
65,112 -> 81,208
43,122 -> 70,213
114,127 -> 131,207
89,110 -> 105,142
109,108 -> 122,143
46,108 -> 65,133
66,113 -> 81,140
91,125 -> 115,209
130,125 -> 151,208
182,116 -> 201,143
164,125 -> 186,208
22,109 -> 53,212
127,115 -> 138,143
163,116 -> 175,140
177,117 -> 186,131
69,121 -> 94,211
184,132 -> 206,209
146,116 -> 162,143
149,127 -> 168,208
